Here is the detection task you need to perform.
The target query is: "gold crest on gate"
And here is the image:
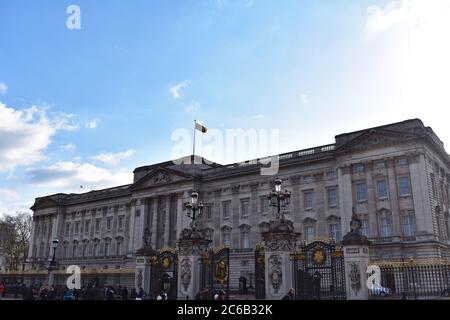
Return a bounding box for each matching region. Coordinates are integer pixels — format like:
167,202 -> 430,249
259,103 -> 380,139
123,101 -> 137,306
312,247 -> 326,265
162,257 -> 171,269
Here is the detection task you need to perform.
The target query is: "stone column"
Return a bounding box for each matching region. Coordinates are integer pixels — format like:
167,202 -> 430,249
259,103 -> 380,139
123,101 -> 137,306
262,219 -> 301,300
342,210 -> 371,300
151,197 -> 159,248
164,195 -> 171,247
128,201 -> 136,253
176,193 -> 184,242
177,229 -> 211,299
338,164 -> 353,235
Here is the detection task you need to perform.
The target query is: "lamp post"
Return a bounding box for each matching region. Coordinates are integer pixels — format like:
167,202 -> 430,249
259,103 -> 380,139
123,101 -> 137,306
50,239 -> 59,268
47,239 -> 59,288
267,177 -> 291,220
185,191 -> 204,230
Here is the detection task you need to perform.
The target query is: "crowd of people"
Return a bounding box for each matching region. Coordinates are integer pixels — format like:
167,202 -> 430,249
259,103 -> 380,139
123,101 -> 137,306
0,282 -> 149,300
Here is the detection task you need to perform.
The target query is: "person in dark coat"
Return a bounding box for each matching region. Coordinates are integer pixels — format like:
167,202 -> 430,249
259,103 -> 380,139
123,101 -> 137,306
282,288 -> 295,300
130,288 -> 137,300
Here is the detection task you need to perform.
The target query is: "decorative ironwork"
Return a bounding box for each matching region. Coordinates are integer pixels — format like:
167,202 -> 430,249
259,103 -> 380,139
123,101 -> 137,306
368,261 -> 450,300
149,249 -> 178,299
292,240 -> 346,300
199,246 -> 230,299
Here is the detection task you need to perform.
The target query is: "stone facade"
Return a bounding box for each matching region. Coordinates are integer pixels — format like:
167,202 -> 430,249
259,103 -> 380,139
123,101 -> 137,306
27,119 -> 450,291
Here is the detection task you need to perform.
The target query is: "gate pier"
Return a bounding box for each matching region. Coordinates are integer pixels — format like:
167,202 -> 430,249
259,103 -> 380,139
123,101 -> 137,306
177,228 -> 211,299
262,218 -> 301,299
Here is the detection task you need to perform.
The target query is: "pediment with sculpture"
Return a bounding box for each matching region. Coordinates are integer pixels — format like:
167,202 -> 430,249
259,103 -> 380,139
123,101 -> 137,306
131,167 -> 193,190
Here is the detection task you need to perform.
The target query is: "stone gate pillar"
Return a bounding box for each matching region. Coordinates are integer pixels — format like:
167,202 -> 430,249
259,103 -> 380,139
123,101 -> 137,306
134,227 -> 156,294
262,219 -> 301,300
341,208 -> 371,300
177,228 -> 211,300
135,255 -> 152,294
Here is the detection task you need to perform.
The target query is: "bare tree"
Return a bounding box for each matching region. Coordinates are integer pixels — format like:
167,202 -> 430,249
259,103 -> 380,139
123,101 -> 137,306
0,213 -> 32,271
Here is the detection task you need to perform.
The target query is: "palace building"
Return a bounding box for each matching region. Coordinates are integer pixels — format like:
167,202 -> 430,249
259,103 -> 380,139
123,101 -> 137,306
25,119 -> 450,292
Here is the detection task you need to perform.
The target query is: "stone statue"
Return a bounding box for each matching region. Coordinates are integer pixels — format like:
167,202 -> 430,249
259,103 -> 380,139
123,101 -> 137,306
350,207 -> 362,234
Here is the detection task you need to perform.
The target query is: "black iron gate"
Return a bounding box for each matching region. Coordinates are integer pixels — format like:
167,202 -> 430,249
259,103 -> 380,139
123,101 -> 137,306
200,246 -> 230,299
292,241 -> 346,300
255,244 -> 265,299
150,249 -> 178,299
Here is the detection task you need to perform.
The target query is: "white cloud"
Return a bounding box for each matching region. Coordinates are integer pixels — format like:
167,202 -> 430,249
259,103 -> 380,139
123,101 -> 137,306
367,0 -> 450,33
184,101 -> 200,113
86,118 -> 99,129
61,143 -> 76,151
169,80 -> 191,99
0,82 -> 8,95
26,162 -> 132,189
0,188 -> 20,201
91,149 -> 135,166
301,93 -> 308,104
0,103 -> 79,172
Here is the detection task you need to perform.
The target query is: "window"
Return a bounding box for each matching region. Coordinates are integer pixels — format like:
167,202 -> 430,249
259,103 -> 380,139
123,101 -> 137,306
106,218 -> 112,231
82,243 -> 88,257
327,189 -> 337,207
222,201 -> 231,220
380,214 -> 393,238
398,176 -> 411,196
95,219 -> 101,233
65,223 -> 70,235
375,160 -> 386,168
326,170 -> 336,177
75,222 -> 80,235
72,243 -> 78,257
356,183 -> 367,201
355,164 -> 365,173
206,206 -> 213,221
241,199 -> 250,218
105,241 -> 110,256
304,191 -> 313,209
303,175 -> 312,182
241,230 -> 250,249
260,197 -> 269,213
377,180 -> 388,198
94,242 -> 99,256
84,221 -> 90,234
403,214 -> 415,238
118,216 -> 124,230
361,218 -> 369,237
396,158 -> 408,166
116,240 -> 122,256
222,229 -> 231,246
305,225 -> 315,241
63,246 -> 68,259
329,223 -> 340,241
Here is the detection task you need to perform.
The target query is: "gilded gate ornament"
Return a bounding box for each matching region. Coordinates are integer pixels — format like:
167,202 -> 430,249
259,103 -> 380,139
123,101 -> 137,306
214,259 -> 228,284
162,257 -> 171,270
312,247 -> 326,265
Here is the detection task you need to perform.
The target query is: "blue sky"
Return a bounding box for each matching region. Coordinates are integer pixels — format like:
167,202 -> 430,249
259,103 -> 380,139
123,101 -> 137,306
1,0 -> 450,215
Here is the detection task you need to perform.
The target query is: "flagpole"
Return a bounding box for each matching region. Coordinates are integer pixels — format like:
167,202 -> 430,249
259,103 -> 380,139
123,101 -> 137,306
193,119 -> 196,162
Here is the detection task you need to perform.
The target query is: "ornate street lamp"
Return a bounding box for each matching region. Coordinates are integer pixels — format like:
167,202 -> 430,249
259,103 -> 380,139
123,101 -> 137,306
49,239 -> 59,269
185,191 -> 204,230
267,177 -> 291,220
